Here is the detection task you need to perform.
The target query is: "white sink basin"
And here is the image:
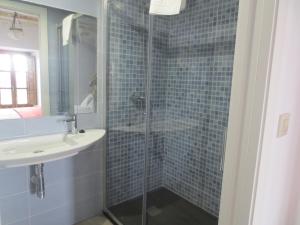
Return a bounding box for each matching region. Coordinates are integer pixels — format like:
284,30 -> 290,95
0,129 -> 105,168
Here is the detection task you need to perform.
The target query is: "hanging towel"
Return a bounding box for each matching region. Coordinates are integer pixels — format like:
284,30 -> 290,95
74,94 -> 95,114
62,14 -> 75,46
149,0 -> 185,15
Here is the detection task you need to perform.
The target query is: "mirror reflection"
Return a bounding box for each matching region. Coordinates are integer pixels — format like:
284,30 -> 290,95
0,0 -> 97,120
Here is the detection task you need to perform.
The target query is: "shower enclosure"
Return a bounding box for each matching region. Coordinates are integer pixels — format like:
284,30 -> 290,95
104,0 -> 239,224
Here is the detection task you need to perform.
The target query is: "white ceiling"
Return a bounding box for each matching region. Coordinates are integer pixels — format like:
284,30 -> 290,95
20,0 -> 99,17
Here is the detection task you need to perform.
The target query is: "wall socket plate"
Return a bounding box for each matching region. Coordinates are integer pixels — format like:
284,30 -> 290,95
277,113 -> 290,138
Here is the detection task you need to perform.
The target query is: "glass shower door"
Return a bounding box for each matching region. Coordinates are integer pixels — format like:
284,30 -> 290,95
145,0 -> 238,225
105,0 -> 239,224
105,0 -> 148,224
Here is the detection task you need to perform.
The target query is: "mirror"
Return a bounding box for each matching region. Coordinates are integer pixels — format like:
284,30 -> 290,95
0,0 -> 97,120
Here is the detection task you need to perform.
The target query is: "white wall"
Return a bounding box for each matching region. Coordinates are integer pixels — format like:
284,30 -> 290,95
0,18 -> 39,50
253,0 -> 300,224
20,0 -> 99,17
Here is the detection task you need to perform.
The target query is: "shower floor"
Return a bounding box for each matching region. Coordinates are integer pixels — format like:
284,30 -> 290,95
76,216 -> 112,225
108,188 -> 218,225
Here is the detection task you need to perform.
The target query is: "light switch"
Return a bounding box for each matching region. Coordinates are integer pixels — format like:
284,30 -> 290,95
277,113 -> 290,138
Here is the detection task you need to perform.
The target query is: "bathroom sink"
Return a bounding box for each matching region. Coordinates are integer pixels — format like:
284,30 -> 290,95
0,129 -> 105,168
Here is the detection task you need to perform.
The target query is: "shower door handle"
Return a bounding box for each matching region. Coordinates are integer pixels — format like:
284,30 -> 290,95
220,128 -> 228,172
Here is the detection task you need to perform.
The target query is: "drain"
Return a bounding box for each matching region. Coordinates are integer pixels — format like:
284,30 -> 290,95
147,206 -> 162,217
33,150 -> 44,154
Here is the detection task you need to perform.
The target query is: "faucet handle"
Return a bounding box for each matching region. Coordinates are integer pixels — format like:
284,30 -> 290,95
57,114 -> 75,122
59,114 -> 78,134
65,114 -> 77,122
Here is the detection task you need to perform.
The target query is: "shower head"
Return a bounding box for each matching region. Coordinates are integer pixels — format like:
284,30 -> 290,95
149,0 -> 186,15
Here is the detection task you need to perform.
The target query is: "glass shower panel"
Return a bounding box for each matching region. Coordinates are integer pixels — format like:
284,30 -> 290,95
105,0 -> 148,224
105,0 -> 240,224
145,0 -> 239,225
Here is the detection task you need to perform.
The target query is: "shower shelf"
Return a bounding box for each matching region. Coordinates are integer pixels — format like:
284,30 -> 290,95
111,118 -> 198,133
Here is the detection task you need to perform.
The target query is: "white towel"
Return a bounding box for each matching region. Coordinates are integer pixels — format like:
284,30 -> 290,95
62,14 -> 74,46
74,94 -> 95,114
80,94 -> 94,109
149,0 -> 185,15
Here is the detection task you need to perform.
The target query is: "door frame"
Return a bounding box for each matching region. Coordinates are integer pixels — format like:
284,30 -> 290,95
219,0 -> 279,224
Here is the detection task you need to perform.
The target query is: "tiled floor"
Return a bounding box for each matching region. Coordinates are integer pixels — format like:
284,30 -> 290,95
108,188 -> 218,225
76,216 -> 113,225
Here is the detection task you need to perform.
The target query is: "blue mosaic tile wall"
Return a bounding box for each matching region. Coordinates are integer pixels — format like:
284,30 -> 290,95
106,0 -> 239,217
162,0 -> 239,216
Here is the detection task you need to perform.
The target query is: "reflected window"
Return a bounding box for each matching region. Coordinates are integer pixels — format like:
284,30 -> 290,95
0,50 -> 37,108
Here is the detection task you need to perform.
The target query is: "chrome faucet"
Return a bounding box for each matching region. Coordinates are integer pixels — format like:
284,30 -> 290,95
64,114 -> 78,134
